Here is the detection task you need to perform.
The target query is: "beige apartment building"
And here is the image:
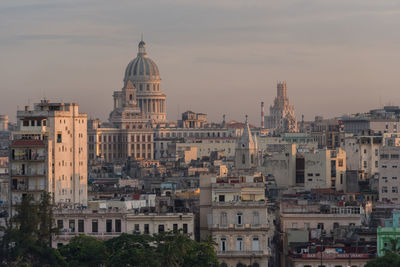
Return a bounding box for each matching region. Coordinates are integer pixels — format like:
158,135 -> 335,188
261,145 -> 347,191
341,134 -> 383,179
379,137 -> 400,203
200,173 -> 272,267
10,100 -> 87,205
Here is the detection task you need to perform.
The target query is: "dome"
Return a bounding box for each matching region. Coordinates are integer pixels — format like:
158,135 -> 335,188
124,41 -> 160,83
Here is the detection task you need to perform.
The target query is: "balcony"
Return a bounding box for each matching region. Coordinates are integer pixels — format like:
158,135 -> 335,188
216,250 -> 268,257
11,170 -> 46,177
12,184 -> 46,192
212,201 -> 267,207
12,155 -> 45,162
209,223 -> 268,230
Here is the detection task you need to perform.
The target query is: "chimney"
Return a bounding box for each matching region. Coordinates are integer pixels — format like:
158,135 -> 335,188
260,102 -> 265,128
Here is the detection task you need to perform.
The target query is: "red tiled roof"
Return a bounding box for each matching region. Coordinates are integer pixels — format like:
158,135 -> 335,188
11,140 -> 45,147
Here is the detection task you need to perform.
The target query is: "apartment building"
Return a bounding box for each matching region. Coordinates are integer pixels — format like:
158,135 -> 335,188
10,100 -> 87,205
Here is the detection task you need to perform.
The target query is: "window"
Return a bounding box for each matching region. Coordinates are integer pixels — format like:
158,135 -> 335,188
237,212 -> 243,225
69,220 -> 75,232
158,225 -> 165,233
183,223 -> 188,234
317,223 -> 324,230
78,220 -> 84,233
220,238 -> 226,252
338,159 -> 343,167
304,223 -> 310,229
220,212 -> 227,226
134,224 -> 140,233
394,165 -> 398,169
363,161 -> 367,168
375,149 -> 379,156
57,220 -> 63,229
144,224 -> 149,234
393,187 -> 398,193
236,238 -> 243,251
382,186 -> 388,193
375,161 -> 379,168
252,212 -> 260,226
57,133 -> 62,143
393,177 -> 398,180
23,120 -> 29,126
219,195 -> 225,202
173,224 -> 178,232
340,174 -> 343,184
252,237 -> 259,251
106,219 -> 112,233
92,219 -> 98,233
115,219 -> 121,232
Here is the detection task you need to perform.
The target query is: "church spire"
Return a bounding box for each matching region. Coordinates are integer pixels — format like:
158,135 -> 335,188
240,115 -> 253,144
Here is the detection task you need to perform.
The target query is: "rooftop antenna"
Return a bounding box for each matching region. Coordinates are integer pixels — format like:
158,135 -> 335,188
141,32 -> 143,42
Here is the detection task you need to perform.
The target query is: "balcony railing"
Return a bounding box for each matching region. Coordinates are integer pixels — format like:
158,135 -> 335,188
209,223 -> 268,230
12,155 -> 45,161
57,231 -> 122,236
216,250 -> 267,257
11,170 -> 46,176
212,201 -> 267,207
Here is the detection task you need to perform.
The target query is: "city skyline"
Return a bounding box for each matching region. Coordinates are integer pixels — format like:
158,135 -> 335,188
1,0 -> 400,124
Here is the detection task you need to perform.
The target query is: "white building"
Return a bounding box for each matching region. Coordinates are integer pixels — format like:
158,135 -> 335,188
10,100 -> 87,205
53,207 -> 194,247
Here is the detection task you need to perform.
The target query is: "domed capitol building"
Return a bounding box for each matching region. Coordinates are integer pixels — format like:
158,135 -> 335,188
87,40 -> 166,163
123,40 -> 167,122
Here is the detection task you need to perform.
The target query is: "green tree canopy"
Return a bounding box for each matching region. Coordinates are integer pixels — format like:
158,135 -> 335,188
59,235 -> 108,267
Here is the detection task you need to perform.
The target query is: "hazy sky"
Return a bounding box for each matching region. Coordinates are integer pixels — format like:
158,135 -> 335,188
1,0 -> 400,125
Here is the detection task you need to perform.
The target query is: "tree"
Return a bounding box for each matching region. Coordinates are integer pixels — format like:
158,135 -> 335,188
59,235 -> 108,267
0,194 -> 65,267
366,252 -> 400,267
105,233 -> 160,267
37,193 -> 59,247
367,238 -> 400,267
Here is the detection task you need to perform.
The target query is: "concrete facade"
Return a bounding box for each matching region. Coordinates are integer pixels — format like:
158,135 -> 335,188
10,100 -> 87,205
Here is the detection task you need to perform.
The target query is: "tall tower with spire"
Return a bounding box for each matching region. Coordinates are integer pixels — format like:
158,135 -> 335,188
264,81 -> 297,133
235,115 -> 258,170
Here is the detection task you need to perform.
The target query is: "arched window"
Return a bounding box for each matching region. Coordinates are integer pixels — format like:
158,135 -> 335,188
242,154 -> 245,164
129,94 -> 133,100
251,154 -> 254,164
